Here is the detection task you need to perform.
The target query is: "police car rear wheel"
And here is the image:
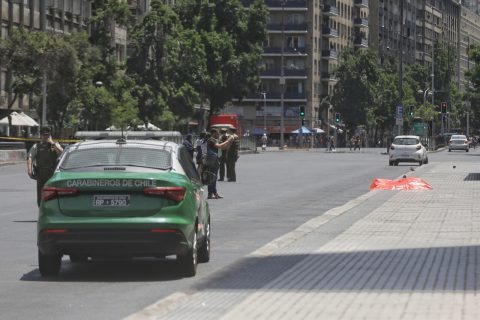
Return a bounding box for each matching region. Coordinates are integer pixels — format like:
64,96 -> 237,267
177,232 -> 197,277
38,250 -> 61,276
198,219 -> 210,263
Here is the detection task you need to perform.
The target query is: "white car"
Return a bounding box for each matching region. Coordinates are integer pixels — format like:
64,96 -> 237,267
389,135 -> 428,166
448,134 -> 469,152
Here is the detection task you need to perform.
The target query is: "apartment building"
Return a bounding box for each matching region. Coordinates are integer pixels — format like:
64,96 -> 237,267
459,5 -> 480,92
373,0 -> 461,89
463,0 -> 480,13
231,0 -> 368,139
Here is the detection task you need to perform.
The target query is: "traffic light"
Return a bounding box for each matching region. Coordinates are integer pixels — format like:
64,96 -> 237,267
441,102 -> 447,114
299,106 -> 305,118
335,112 -> 341,123
408,105 -> 415,117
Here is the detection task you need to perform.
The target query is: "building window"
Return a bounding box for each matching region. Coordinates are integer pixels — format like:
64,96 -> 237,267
287,36 -> 305,48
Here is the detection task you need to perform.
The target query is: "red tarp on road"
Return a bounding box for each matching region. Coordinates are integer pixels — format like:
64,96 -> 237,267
370,177 -> 433,191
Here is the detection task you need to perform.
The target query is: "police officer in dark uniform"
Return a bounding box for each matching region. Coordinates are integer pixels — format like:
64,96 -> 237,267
27,127 -> 63,207
226,127 -> 239,182
218,128 -> 229,181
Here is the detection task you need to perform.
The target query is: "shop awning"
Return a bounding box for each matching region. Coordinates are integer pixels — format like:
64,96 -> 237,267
0,111 -> 39,127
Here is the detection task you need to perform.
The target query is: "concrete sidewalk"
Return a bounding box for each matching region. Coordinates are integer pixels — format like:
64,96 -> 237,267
128,161 -> 480,320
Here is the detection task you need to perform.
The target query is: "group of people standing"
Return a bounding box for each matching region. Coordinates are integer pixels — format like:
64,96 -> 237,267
184,127 -> 239,200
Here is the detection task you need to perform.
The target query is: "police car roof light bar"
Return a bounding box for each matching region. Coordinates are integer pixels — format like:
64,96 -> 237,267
75,131 -> 183,140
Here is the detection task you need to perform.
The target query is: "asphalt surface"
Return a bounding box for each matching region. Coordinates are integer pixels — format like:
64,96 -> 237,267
0,147 -> 474,320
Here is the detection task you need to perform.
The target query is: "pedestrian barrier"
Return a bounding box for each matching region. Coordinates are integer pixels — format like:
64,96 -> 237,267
0,149 -> 26,162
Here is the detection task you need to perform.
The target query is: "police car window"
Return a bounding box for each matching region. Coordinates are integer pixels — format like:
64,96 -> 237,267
62,148 -> 118,168
178,147 -> 200,182
117,148 -> 171,169
61,147 -> 171,170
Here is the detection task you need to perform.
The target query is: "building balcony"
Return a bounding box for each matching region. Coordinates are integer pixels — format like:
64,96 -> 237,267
261,69 -> 308,79
354,18 -> 369,28
415,51 -> 424,61
321,72 -> 337,82
353,37 -> 368,48
321,50 -> 338,60
354,0 -> 368,7
322,4 -> 338,16
262,46 -> 308,56
242,92 -> 307,101
267,23 -> 308,33
322,27 -> 339,38
265,0 -> 307,10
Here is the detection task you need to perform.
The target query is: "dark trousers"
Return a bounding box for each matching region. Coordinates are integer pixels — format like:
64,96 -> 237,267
36,168 -> 54,207
226,159 -> 236,182
219,157 -> 226,180
208,166 -> 219,195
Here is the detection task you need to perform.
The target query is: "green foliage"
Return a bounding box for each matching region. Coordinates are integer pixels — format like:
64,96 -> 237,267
331,48 -> 378,131
465,45 -> 480,131
371,68 -> 398,131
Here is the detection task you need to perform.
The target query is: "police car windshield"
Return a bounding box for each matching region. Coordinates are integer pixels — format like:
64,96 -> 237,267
60,147 -> 172,170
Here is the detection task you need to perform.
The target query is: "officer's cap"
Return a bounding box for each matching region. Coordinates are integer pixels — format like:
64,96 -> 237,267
40,126 -> 52,134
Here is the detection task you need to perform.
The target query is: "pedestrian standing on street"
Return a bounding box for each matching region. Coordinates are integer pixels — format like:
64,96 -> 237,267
261,133 -> 268,151
182,134 -> 194,159
27,127 -> 63,207
218,128 -> 229,181
226,127 -> 239,182
354,136 -> 361,151
329,136 -> 336,151
206,129 -> 233,199
195,132 -> 206,171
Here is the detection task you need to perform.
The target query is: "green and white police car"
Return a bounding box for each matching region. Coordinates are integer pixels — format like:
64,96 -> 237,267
37,133 -> 210,277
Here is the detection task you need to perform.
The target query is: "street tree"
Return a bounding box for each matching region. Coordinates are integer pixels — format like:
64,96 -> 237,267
331,48 -> 379,133
89,0 -> 131,84
370,68 -> 398,141
464,45 -> 480,131
127,0 -> 188,127
0,28 -> 83,134
195,0 -> 267,113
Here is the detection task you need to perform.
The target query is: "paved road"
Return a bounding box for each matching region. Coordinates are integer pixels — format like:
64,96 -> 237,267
0,148 -> 473,320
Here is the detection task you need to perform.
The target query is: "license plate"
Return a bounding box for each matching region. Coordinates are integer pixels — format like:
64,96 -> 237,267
93,195 -> 130,207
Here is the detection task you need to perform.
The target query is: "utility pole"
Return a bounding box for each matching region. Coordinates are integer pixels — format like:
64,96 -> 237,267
40,0 -> 47,127
398,0 -> 404,136
279,0 -> 285,149
262,92 -> 267,133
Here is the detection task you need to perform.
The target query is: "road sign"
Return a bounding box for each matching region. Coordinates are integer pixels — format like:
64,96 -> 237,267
396,105 -> 404,118
396,118 -> 403,125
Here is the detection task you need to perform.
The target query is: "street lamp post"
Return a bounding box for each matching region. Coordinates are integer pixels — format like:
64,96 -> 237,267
465,101 -> 471,137
261,92 -> 267,133
418,88 -> 434,148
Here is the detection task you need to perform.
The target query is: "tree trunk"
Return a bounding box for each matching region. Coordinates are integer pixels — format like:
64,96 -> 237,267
6,92 -> 18,136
